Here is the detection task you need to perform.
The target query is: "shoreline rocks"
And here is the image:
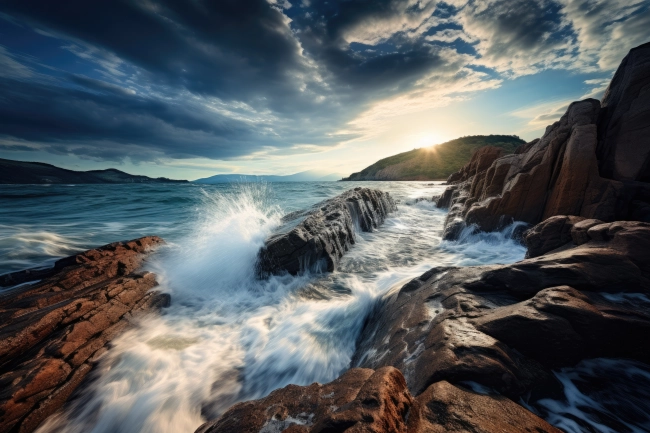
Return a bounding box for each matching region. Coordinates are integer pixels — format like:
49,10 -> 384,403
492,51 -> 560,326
257,187 -> 397,276
0,237 -> 169,433
437,42 -> 650,239
197,367 -> 560,433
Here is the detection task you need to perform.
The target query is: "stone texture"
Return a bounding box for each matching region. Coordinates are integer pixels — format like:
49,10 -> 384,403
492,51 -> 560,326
598,41 -> 650,182
353,222 -> 650,399
257,188 -> 396,276
0,237 -> 169,433
438,42 -> 650,239
197,368 -> 559,433
524,215 -> 585,258
411,380 -> 561,433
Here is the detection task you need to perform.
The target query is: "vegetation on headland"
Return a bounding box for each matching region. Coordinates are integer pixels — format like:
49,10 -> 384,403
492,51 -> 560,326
342,135 -> 525,181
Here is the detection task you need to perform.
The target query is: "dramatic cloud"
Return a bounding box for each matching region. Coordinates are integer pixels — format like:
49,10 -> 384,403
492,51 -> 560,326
0,0 -> 648,163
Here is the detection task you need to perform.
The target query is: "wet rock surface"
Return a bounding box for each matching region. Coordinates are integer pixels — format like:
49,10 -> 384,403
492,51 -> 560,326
257,188 -> 397,276
438,43 -> 650,239
0,237 -> 169,433
353,221 -> 650,400
197,367 -> 559,433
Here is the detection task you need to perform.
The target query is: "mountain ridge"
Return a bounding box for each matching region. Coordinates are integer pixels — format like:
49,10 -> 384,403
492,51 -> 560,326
0,158 -> 188,184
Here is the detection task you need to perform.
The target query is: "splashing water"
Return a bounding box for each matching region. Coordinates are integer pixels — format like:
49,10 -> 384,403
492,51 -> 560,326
530,359 -> 650,433
3,182 -> 530,433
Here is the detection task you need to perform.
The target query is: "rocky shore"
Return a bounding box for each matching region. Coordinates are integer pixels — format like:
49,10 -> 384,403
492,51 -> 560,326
437,42 -> 650,240
1,42 -> 649,433
0,237 -> 168,433
196,42 -> 650,433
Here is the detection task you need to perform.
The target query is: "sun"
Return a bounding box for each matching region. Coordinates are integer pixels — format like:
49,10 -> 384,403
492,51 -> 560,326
414,133 -> 443,149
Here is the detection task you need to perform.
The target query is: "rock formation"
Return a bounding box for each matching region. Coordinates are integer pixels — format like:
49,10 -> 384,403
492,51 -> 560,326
353,221 -> 650,399
0,237 -> 169,433
257,188 -> 397,276
196,43 -> 650,433
197,367 -> 559,433
438,42 -> 650,239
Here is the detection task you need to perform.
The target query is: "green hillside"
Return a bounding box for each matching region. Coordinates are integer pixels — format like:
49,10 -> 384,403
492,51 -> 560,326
342,135 -> 525,181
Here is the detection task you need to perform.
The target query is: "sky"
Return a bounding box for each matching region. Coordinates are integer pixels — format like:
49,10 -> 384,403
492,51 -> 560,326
0,0 -> 648,180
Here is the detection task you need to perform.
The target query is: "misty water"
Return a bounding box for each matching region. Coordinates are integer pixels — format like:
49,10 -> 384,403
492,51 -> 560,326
1,182 -> 648,433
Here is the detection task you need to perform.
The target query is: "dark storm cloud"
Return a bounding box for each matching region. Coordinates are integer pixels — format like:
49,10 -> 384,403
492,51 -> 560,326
0,77 -> 264,161
0,0 -> 647,162
1,0 -> 307,108
458,0 -> 573,72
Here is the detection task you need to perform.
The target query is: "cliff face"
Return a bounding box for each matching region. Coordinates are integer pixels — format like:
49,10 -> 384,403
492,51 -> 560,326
438,42 -> 650,238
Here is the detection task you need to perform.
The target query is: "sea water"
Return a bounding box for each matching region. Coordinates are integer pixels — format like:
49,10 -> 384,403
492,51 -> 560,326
0,182 -> 646,433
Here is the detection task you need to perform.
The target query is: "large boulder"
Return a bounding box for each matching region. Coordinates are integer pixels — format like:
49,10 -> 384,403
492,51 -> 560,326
257,188 -> 396,276
0,237 -> 169,433
438,42 -> 650,239
196,367 -> 559,433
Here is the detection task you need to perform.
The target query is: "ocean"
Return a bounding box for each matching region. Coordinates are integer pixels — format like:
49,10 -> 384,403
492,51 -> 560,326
1,182 -> 647,433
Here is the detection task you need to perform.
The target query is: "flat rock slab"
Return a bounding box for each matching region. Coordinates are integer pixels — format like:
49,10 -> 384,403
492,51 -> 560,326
0,236 -> 170,433
257,188 -> 396,276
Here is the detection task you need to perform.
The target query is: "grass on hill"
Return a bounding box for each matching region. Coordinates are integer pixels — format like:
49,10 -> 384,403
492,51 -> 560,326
342,135 -> 525,181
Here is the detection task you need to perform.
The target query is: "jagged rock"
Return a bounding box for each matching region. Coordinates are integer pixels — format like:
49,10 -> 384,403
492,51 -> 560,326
524,215 -> 585,258
597,41 -> 650,182
353,222 -> 650,400
0,237 -> 169,433
257,188 -> 396,275
196,367 -> 559,433
438,42 -> 650,239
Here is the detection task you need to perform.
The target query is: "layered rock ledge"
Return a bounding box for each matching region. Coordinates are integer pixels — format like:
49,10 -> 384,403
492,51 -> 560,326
0,237 -> 169,433
438,42 -> 650,239
198,366 -> 559,433
257,188 -> 397,276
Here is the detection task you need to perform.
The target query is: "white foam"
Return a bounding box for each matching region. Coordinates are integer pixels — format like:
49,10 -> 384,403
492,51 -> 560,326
36,182 -> 529,433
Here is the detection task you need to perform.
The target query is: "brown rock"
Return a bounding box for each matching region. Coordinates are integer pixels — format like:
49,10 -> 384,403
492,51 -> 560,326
197,368 -> 559,433
412,381 -> 560,433
353,222 -> 650,400
524,215 -> 585,258
198,367 -> 412,433
598,41 -> 650,182
0,237 -> 169,433
438,42 -> 650,240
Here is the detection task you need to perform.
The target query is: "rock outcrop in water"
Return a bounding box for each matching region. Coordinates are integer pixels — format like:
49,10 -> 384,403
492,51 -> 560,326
437,42 -> 650,239
198,366 -> 559,433
0,237 -> 169,433
257,188 -> 397,276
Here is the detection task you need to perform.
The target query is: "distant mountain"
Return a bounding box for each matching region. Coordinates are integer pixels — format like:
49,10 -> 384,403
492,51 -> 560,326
0,158 -> 188,184
194,169 -> 344,183
342,135 -> 526,181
